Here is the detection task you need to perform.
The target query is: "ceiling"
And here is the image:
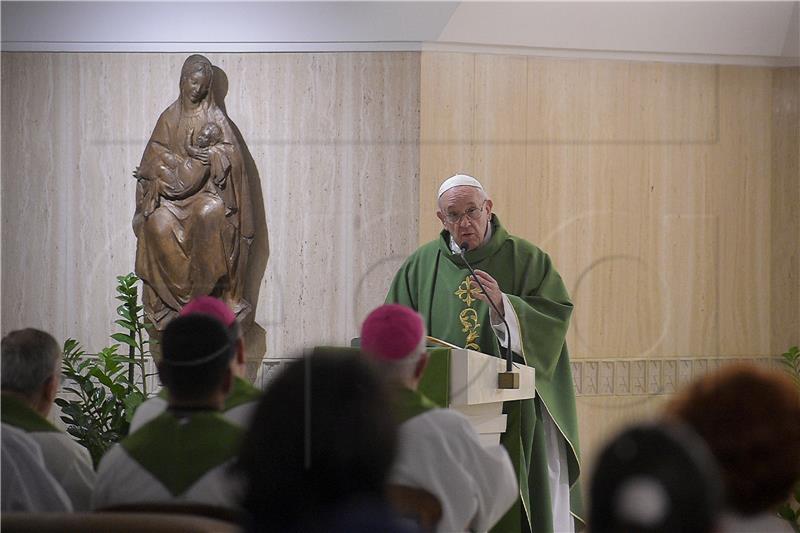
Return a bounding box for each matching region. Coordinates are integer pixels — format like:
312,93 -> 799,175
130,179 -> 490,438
2,1 -> 798,66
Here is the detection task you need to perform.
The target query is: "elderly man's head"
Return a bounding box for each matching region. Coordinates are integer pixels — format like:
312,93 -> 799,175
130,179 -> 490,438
1,328 -> 62,417
360,304 -> 428,389
436,174 -> 493,252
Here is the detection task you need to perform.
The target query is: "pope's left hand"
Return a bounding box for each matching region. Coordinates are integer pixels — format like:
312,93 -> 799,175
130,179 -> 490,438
471,270 -> 504,318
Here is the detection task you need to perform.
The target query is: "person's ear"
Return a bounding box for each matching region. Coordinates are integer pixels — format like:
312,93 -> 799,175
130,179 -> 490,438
44,374 -> 59,404
436,209 -> 446,227
36,374 -> 59,417
413,353 -> 429,380
485,198 -> 493,215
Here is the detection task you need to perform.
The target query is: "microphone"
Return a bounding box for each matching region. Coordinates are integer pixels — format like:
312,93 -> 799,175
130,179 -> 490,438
458,242 -> 515,374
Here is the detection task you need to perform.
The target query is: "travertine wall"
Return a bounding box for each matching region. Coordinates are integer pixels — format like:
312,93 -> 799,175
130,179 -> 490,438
1,52 -> 421,376
419,52 -> 799,472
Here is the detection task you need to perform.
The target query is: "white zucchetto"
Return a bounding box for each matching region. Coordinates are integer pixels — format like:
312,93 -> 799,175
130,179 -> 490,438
437,174 -> 484,198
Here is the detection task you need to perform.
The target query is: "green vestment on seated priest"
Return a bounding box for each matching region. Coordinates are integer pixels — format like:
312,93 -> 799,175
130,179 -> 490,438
386,214 -> 584,533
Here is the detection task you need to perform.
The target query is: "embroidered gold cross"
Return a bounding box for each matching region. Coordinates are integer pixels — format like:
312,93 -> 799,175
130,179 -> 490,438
454,275 -> 480,307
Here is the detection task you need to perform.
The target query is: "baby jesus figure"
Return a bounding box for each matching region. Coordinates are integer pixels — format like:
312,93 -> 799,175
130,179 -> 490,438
137,122 -> 235,218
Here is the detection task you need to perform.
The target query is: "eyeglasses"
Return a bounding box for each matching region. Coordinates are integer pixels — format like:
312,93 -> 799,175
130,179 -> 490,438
444,200 -> 487,224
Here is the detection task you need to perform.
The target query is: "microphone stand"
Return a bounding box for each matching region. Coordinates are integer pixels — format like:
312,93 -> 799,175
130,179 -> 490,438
458,243 -> 519,389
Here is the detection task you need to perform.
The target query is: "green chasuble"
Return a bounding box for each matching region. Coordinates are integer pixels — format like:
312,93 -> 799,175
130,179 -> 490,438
1,393 -> 60,433
225,376 -> 262,410
386,214 -> 584,533
122,411 -> 242,496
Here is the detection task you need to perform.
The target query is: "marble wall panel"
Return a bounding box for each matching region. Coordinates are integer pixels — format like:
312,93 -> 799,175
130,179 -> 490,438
419,53 -> 795,360
771,68 -> 800,354
1,52 -> 420,364
419,52 -> 799,487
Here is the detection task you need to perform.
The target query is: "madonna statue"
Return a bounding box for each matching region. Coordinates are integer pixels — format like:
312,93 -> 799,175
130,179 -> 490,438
133,54 -> 254,330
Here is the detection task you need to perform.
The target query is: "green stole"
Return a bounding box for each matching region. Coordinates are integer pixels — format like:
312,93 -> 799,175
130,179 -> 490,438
225,376 -> 261,410
386,215 -> 584,533
1,392 -> 60,433
157,376 -> 260,411
392,387 -> 439,424
121,410 -> 242,496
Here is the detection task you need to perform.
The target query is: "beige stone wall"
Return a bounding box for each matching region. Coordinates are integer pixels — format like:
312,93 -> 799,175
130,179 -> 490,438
1,52 -> 421,373
419,52 -> 799,472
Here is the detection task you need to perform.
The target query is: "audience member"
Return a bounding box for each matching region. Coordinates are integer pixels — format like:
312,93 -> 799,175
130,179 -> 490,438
589,423 -> 722,533
2,423 -> 73,512
665,363 -> 800,532
236,348 -> 414,532
1,328 -> 95,510
130,296 -> 261,432
360,304 -> 517,532
92,314 -> 242,509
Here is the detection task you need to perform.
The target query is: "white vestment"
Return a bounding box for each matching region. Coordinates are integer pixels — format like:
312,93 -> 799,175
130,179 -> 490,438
26,429 -> 96,511
2,423 -> 73,512
390,408 -> 517,532
92,444 -> 240,510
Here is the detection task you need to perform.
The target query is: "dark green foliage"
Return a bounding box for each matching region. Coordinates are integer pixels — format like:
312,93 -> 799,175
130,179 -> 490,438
55,273 -> 154,467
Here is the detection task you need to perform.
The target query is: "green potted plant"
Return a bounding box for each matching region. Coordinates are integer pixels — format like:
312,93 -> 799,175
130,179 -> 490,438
56,273 -> 155,466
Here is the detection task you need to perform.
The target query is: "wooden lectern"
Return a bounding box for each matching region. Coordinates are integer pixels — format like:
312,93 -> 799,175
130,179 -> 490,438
418,348 -> 535,446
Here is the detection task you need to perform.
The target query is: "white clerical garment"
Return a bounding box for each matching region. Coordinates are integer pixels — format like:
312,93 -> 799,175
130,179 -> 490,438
1,423 -> 73,512
92,410 -> 242,510
1,393 -> 95,510
92,446 -> 240,509
390,406 -> 517,532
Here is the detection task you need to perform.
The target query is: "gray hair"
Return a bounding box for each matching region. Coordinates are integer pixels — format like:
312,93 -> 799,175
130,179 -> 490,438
372,335 -> 427,382
1,329 -> 61,395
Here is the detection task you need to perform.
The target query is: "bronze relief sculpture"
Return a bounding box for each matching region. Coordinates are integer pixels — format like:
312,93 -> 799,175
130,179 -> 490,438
133,55 -> 254,330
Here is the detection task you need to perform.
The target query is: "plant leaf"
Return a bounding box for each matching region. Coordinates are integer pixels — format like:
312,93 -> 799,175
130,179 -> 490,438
114,319 -> 136,331
110,333 -> 137,348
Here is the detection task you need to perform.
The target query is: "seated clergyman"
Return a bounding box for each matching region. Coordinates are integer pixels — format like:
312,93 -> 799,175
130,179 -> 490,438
92,314 -> 243,509
129,296 -> 261,433
360,304 -> 518,532
2,423 -> 74,512
1,328 -> 95,510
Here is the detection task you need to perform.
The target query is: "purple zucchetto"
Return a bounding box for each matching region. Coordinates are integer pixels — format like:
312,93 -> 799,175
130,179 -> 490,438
361,304 -> 425,361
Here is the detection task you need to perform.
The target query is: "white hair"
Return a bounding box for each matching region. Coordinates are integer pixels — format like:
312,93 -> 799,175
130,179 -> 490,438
373,333 -> 427,382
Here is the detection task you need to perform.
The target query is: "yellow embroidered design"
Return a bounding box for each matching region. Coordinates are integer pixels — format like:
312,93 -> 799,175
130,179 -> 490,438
455,275 -> 481,350
458,308 -> 481,350
455,277 -> 480,307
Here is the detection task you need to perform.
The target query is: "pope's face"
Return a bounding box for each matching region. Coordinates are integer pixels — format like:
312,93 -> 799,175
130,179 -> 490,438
437,186 -> 493,252
181,69 -> 211,104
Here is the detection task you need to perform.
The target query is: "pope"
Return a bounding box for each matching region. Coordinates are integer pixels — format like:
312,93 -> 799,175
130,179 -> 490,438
386,174 -> 584,533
